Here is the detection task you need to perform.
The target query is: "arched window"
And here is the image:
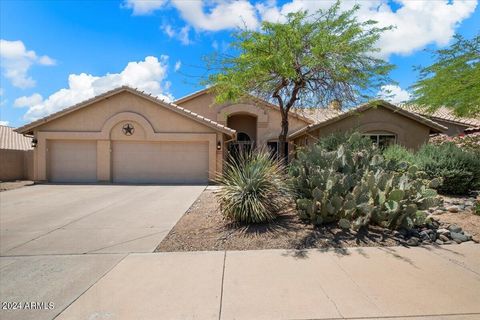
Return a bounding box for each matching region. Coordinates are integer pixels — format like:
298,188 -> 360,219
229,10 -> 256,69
237,132 -> 251,142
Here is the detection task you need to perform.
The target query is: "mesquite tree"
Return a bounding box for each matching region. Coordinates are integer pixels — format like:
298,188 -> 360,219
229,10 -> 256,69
205,1 -> 393,159
410,33 -> 480,117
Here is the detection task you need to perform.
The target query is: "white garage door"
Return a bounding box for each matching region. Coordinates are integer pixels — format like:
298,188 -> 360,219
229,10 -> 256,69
112,141 -> 209,184
48,140 -> 97,183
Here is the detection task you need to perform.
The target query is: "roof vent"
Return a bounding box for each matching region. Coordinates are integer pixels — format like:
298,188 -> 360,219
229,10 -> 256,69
328,99 -> 342,111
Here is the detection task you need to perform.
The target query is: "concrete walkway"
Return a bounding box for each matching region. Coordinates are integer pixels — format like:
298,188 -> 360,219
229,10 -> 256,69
2,244 -> 477,320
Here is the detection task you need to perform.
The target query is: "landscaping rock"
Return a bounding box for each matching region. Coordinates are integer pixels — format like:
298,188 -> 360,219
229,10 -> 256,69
463,232 -> 473,241
448,224 -> 462,233
453,238 -> 463,244
435,239 -> 444,245
439,234 -> 450,242
447,206 -> 459,213
432,210 -> 445,215
461,241 -> 476,245
407,237 -> 420,246
436,228 -> 450,236
450,232 -> 469,243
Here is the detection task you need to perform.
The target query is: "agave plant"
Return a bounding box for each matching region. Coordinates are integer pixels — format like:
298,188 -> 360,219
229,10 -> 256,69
215,148 -> 292,223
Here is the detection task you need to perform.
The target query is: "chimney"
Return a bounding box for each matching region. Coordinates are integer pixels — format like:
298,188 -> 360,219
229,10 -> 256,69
328,99 -> 342,111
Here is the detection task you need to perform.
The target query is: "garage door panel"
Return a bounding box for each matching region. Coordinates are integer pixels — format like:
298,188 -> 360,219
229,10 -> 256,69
112,141 -> 208,184
48,141 -> 97,183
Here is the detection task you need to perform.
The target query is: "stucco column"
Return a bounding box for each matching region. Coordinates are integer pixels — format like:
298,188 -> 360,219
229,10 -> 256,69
97,140 -> 111,182
36,133 -> 47,181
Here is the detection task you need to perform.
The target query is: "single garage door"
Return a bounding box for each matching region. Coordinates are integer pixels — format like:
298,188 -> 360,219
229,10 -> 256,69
48,140 -> 97,182
112,141 -> 209,184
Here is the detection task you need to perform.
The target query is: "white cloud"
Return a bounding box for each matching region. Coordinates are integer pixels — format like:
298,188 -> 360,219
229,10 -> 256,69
123,0 -> 167,15
161,24 -> 175,38
0,39 -> 56,88
257,0 -> 478,57
14,93 -> 43,108
126,0 -> 259,31
0,120 -> 10,126
127,0 -> 477,57
378,84 -> 411,104
161,24 -> 192,45
171,0 -> 259,31
174,60 -> 181,71
178,25 -> 191,45
22,56 -> 173,121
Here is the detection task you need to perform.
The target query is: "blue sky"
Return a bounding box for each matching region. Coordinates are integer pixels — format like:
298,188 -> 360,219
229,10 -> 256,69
0,0 -> 479,128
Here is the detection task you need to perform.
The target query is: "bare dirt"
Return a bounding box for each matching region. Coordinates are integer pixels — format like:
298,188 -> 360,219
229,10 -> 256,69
156,189 -> 403,252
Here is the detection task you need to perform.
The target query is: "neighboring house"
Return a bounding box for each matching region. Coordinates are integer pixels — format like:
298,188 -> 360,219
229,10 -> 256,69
0,125 -> 33,181
399,104 -> 480,136
14,86 -> 450,184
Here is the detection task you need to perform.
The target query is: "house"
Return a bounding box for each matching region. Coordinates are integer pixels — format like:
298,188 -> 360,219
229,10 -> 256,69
0,125 -> 33,181
399,104 -> 480,136
14,85 -> 452,184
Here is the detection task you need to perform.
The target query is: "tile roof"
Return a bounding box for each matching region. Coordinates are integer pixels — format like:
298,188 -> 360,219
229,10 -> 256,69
399,104 -> 480,127
16,86 -> 236,136
0,125 -> 32,150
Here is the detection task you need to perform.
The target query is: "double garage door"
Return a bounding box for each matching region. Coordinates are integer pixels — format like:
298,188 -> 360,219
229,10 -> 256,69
47,140 -> 209,184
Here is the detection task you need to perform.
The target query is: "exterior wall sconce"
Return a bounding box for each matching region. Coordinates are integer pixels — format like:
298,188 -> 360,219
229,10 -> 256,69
217,141 -> 222,151
31,138 -> 38,148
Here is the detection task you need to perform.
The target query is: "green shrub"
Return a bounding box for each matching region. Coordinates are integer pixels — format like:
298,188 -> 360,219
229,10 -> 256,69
383,144 -> 415,164
215,149 -> 292,223
415,143 -> 480,195
290,133 -> 441,230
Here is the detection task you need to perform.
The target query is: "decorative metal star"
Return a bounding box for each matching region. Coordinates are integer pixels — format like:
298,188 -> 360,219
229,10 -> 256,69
122,123 -> 135,136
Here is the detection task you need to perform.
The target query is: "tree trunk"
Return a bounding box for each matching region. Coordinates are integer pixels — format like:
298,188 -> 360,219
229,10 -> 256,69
278,111 -> 289,162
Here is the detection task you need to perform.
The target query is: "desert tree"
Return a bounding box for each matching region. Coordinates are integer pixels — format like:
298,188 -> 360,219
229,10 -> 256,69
205,1 -> 394,158
410,33 -> 480,117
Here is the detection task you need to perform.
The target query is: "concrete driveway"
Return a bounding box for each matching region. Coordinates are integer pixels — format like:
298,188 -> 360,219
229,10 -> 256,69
0,184 -> 205,255
0,184 -> 205,320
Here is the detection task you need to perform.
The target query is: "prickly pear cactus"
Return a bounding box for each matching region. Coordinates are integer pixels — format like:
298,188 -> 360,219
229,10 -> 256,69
290,134 -> 442,231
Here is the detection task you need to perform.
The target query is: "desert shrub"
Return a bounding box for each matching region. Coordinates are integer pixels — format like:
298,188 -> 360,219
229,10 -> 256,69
215,149 -> 292,223
383,144 -> 415,164
415,143 -> 480,195
290,133 -> 441,230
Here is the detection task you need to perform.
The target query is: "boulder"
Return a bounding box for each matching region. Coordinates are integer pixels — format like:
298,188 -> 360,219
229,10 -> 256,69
450,232 -> 469,243
407,237 -> 420,246
447,206 -> 459,213
448,224 -> 462,233
439,234 -> 450,242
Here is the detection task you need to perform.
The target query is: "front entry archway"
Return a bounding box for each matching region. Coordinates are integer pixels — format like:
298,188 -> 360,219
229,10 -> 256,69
227,114 -> 257,158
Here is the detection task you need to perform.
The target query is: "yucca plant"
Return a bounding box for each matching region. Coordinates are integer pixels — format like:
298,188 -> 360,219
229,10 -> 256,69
215,148 -> 292,223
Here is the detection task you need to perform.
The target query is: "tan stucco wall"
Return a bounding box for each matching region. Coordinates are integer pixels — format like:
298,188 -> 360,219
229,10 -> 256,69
31,91 -> 224,182
227,114 -> 257,142
0,149 -> 33,181
293,107 -> 432,150
176,92 -> 311,147
430,119 -> 469,136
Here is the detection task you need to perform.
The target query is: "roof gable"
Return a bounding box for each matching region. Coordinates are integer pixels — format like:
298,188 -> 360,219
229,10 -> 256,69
288,100 -> 448,139
16,86 -> 235,136
174,88 -> 314,124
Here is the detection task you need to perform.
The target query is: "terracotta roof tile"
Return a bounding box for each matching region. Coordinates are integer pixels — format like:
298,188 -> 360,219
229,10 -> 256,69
0,125 -> 32,150
399,104 -> 480,127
